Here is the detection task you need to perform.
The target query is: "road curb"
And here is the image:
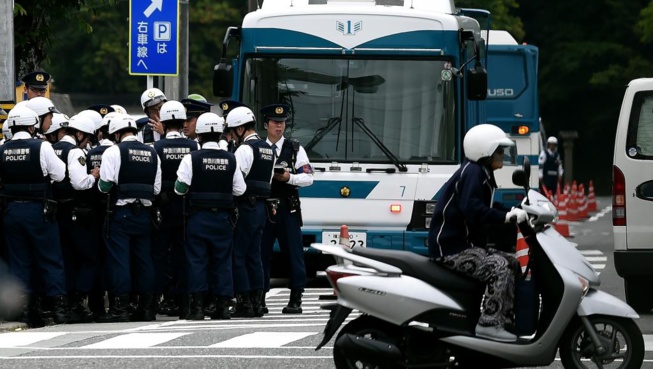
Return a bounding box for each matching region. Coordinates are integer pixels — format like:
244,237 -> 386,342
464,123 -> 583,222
0,321 -> 28,332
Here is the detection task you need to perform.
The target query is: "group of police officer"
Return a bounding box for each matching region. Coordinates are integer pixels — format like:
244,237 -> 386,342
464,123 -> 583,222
0,71 -> 314,327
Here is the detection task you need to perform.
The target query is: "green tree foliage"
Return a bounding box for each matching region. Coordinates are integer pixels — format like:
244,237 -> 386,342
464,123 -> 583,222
456,0 -> 524,41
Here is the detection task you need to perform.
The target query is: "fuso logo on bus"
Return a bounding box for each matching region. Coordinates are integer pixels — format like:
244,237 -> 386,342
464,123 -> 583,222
487,88 -> 515,97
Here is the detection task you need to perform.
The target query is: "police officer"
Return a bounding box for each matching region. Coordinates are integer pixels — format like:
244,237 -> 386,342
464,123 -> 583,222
98,114 -> 162,322
88,105 -> 115,119
77,109 -> 104,149
43,113 -> 69,145
219,100 -> 245,152
260,103 -> 314,314
138,88 -> 167,144
225,106 -> 274,318
539,136 -> 564,195
26,97 -> 59,136
152,101 -> 199,318
1,120 -> 12,145
0,105 -> 68,327
181,97 -> 213,141
51,115 -> 100,323
86,112 -> 120,321
21,71 -> 51,100
428,124 -> 527,342
175,112 -> 246,320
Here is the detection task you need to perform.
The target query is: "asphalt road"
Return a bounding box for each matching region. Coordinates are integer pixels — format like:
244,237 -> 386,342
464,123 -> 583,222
1,197 -> 652,369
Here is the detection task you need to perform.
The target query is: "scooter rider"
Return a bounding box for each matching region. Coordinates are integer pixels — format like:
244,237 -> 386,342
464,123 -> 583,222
427,123 -> 528,343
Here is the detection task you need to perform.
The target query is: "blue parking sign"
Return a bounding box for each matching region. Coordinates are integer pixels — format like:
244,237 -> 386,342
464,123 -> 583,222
129,0 -> 179,76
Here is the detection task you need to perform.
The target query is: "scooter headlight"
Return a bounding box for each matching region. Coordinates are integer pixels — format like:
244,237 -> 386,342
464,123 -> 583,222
578,276 -> 590,297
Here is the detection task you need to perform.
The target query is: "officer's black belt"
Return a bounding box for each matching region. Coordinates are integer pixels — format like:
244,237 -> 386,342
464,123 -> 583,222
161,180 -> 175,192
3,183 -> 48,192
245,180 -> 271,192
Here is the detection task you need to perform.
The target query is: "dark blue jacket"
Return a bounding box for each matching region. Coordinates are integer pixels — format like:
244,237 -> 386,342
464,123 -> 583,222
427,159 -> 508,259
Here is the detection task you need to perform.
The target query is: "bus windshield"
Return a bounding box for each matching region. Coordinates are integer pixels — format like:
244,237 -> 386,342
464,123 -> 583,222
242,57 -> 457,164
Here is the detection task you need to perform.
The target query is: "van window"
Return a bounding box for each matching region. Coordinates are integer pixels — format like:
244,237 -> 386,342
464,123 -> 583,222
627,92 -> 653,158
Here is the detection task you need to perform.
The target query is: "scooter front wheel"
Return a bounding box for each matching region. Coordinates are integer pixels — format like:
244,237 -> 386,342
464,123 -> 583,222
333,315 -> 402,369
559,315 -> 644,369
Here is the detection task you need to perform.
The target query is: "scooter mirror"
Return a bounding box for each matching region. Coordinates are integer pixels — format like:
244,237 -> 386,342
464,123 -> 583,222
512,169 -> 529,188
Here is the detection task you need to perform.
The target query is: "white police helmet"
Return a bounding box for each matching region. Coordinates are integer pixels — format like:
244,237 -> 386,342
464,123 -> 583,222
100,112 -> 121,130
463,124 -> 514,162
6,105 -> 39,127
2,123 -> 11,140
77,109 -> 104,131
44,113 -> 70,134
108,114 -> 138,134
195,112 -> 225,134
110,104 -> 127,114
547,136 -> 558,145
68,115 -> 96,135
140,88 -> 167,109
159,100 -> 187,122
225,106 -> 256,128
26,96 -> 59,117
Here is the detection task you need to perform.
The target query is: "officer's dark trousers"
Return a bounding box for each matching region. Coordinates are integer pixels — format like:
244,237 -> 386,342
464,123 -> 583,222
151,224 -> 185,297
186,209 -> 233,297
4,201 -> 66,296
103,206 -> 154,296
58,205 -> 100,294
262,203 -> 307,292
233,200 -> 265,294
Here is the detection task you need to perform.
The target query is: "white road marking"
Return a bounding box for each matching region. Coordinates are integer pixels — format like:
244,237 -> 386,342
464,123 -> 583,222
0,332 -> 66,348
82,333 -> 190,349
589,206 -> 611,222
210,332 -> 317,348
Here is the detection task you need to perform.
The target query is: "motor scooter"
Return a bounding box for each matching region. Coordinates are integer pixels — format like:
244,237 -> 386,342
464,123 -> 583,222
313,158 -> 644,369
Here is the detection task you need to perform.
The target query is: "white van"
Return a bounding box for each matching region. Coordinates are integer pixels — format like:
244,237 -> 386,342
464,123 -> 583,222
613,78 -> 653,313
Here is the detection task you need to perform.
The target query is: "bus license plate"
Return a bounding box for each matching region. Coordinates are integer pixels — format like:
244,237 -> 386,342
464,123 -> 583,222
321,231 -> 366,249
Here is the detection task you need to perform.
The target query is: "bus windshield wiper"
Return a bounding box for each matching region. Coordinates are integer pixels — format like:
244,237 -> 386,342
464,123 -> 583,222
351,117 -> 407,172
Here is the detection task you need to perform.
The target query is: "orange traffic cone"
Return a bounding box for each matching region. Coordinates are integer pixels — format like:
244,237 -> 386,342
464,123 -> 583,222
554,192 -> 571,237
339,224 -> 351,250
568,181 -> 579,221
588,180 -> 597,212
578,183 -> 589,219
541,184 -> 554,202
516,230 -> 531,280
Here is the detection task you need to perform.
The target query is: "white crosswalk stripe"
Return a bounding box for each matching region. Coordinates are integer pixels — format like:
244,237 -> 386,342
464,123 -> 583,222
210,332 -> 317,348
82,333 -> 190,349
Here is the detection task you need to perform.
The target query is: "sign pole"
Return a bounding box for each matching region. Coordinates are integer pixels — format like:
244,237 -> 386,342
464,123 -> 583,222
147,75 -> 154,89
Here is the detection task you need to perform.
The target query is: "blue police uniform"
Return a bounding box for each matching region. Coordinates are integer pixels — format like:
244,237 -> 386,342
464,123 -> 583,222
152,134 -> 198,313
540,150 -> 561,195
0,133 -> 68,325
232,135 -> 274,317
52,138 -> 99,323
99,137 -> 161,322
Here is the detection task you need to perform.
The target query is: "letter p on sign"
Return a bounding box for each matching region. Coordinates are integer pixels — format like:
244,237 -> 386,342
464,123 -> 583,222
153,21 -> 171,41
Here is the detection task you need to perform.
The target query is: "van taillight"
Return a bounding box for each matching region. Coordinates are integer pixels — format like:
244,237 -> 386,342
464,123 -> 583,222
325,269 -> 357,295
613,165 -> 626,226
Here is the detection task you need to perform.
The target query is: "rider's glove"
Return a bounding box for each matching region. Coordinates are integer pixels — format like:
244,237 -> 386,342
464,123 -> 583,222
505,207 -> 528,223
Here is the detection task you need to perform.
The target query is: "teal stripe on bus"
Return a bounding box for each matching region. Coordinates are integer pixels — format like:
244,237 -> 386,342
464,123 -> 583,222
299,180 -> 379,199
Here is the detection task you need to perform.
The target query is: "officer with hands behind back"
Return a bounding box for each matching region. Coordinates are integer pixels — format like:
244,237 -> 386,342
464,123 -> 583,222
427,124 -> 527,343
97,115 -> 162,323
260,103 -> 314,314
175,112 -> 246,320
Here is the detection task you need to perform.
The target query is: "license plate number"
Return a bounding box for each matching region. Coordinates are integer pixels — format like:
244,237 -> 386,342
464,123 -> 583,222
322,231 -> 366,249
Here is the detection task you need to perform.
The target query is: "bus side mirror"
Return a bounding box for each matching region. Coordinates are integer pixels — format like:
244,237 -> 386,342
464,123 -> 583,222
213,59 -> 233,97
467,64 -> 487,100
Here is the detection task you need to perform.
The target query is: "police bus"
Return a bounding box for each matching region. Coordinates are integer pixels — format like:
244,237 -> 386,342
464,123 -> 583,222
213,0 -> 491,274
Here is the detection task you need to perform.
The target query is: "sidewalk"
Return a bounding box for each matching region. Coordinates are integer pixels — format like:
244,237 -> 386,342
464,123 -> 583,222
0,321 -> 27,332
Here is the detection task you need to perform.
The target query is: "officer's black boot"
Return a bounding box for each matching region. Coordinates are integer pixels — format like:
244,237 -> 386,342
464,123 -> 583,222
187,293 -> 205,320
282,289 -> 303,314
131,293 -> 155,322
22,295 -> 47,328
203,294 -> 217,317
97,295 -> 130,323
231,292 -> 255,318
67,292 -> 93,324
210,297 -> 231,320
89,292 -> 107,321
179,294 -> 190,320
159,296 -> 179,316
251,290 -> 265,318
51,295 -> 69,324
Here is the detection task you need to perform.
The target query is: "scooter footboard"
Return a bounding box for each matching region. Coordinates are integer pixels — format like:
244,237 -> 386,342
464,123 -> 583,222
577,289 -> 639,318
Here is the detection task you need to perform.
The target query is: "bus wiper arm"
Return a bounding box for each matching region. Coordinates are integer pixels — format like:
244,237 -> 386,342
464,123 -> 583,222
305,117 -> 341,152
352,117 -> 407,172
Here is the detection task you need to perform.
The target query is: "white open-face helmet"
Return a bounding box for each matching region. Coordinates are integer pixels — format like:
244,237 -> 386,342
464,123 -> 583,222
225,106 -> 255,128
77,109 -> 104,131
110,104 -> 127,114
195,112 -> 225,134
68,115 -> 96,135
547,136 -> 558,145
44,113 -> 70,134
159,100 -> 187,122
26,96 -> 59,117
109,115 -> 138,134
2,123 -> 12,140
6,105 -> 39,127
463,124 -> 514,162
140,88 -> 167,109
100,112 -> 121,130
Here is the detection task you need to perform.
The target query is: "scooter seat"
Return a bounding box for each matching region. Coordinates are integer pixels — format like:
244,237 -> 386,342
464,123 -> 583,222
351,247 -> 482,293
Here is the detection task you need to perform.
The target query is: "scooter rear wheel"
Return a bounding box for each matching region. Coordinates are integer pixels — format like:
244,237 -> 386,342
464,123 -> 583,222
559,315 -> 644,369
333,315 -> 401,369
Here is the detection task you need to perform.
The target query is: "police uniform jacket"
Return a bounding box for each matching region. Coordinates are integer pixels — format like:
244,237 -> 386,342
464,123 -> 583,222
0,131 -> 65,198
538,149 -> 563,180
99,135 -> 162,206
175,141 -> 246,208
234,133 -> 274,198
154,132 -> 199,193
52,135 -> 97,201
267,136 -> 313,199
427,159 -> 508,259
